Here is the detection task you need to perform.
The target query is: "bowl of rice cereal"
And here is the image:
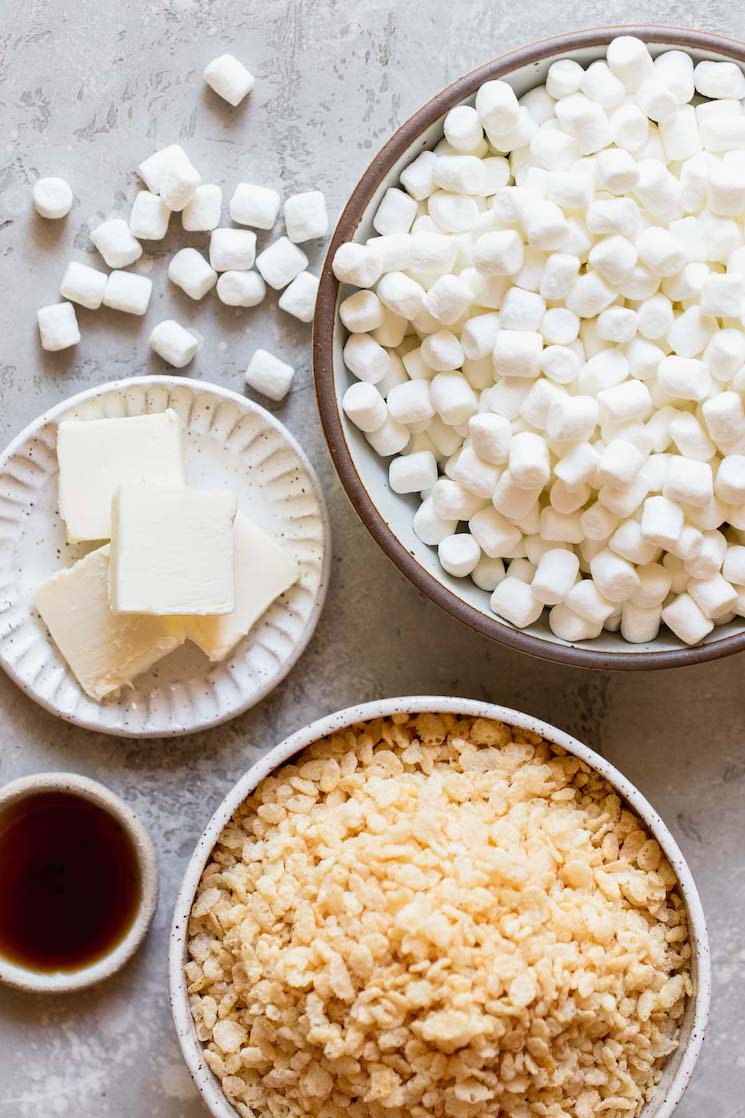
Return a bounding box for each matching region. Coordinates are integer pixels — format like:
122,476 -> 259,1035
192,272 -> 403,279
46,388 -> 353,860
169,697 -> 709,1118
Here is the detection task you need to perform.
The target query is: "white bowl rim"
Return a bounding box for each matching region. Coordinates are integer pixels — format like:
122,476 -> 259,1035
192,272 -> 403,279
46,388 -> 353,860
169,695 -> 711,1118
0,771 -> 158,992
0,374 -> 332,737
313,24 -> 745,671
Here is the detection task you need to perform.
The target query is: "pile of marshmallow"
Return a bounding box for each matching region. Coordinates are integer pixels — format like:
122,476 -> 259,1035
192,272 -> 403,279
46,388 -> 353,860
33,53 -> 328,403
335,36 -> 745,647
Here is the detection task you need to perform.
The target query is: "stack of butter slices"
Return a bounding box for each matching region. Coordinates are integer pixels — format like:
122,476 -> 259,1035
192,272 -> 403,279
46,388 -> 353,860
34,410 -> 299,701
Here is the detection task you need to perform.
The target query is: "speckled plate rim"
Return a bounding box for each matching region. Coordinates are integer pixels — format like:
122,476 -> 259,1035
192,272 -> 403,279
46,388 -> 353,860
0,375 -> 331,738
0,771 -> 158,993
313,24 -> 745,672
168,696 -> 711,1118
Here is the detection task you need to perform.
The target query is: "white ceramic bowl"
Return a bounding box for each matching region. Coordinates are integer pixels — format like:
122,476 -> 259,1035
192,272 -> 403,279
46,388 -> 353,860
314,26 -> 745,670
0,375 -> 330,736
169,696 -> 711,1118
0,772 -> 157,993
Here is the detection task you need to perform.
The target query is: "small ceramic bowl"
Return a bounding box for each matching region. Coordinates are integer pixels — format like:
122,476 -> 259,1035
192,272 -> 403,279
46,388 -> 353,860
314,26 -> 745,670
0,772 -> 158,993
169,696 -> 711,1118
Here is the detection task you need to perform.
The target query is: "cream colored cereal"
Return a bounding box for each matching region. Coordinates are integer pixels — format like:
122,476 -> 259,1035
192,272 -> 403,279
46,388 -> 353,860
187,713 -> 691,1118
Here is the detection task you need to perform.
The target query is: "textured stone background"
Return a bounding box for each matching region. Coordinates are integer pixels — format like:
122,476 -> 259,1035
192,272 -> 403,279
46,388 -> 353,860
0,1 -> 743,1113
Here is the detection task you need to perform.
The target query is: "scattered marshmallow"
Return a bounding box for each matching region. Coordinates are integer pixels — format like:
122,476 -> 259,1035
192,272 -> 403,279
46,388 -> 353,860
209,228 -> 257,271
256,237 -> 308,289
216,270 -> 266,307
203,53 -> 255,106
129,191 -> 170,240
32,176 -> 73,219
245,349 -> 295,402
182,185 -> 223,231
103,271 -> 152,316
60,261 -> 107,310
168,247 -> 218,300
284,191 -> 328,243
90,218 -> 142,268
230,183 -> 281,230
149,320 -> 199,368
278,272 -> 319,323
37,303 -> 80,351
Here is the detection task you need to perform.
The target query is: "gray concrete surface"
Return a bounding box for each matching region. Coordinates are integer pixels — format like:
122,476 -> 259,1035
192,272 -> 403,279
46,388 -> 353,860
0,1 -> 742,1113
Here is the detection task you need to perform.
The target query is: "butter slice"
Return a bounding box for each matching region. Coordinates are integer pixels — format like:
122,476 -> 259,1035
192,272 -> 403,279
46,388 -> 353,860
57,410 -> 186,541
110,484 -> 238,615
185,513 -> 300,662
34,546 -> 186,702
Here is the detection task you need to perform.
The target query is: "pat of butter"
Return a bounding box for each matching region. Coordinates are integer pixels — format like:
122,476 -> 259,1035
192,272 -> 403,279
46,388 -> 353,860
185,513 -> 301,662
110,484 -> 238,615
57,410 -> 186,542
34,545 -> 186,702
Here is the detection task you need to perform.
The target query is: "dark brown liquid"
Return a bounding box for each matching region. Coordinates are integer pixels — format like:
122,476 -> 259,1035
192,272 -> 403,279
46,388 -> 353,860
0,791 -> 141,973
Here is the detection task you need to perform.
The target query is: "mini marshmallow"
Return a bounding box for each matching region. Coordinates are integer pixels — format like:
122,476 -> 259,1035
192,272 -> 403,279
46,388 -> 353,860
209,228 -> 257,272
377,271 -> 425,319
493,331 -> 542,378
566,579 -> 616,624
449,446 -> 501,497
550,479 -> 590,514
659,108 -> 701,162
59,261 -> 107,310
156,147 -> 201,211
428,191 -> 479,232
340,290 -> 384,334
509,431 -> 550,489
368,417 -> 411,458
546,59 -> 584,100
473,230 -> 524,276
400,151 -> 438,201
540,345 -> 580,385
284,191 -> 328,243
586,196 -> 640,238
694,60 -> 745,100
278,272 -> 319,323
216,270 -> 266,308
90,218 -> 142,268
667,524 -> 705,561
637,226 -> 687,276
149,320 -> 199,368
490,577 -> 544,628
492,470 -> 542,520
500,288 -> 546,332
538,507 -> 584,544
564,273 -> 617,318
597,380 -> 652,423
609,519 -> 659,566
662,592 -> 714,644
658,356 -> 710,402
549,603 -> 603,641
373,307 -> 408,348
129,190 -> 170,240
368,233 -> 412,273
103,270 -> 152,316
620,603 -> 662,643
431,478 -> 485,521
669,413 -> 716,462
342,382 -> 388,433
230,183 -> 281,230
723,545 -> 745,585
532,548 -> 580,605
554,93 -> 611,155
389,451 -> 438,494
590,548 -> 641,603
168,247 -> 217,300
519,379 -> 566,430
610,104 -> 649,152
663,457 -> 714,508
373,188 -> 418,236
475,80 -> 520,135
546,170 -> 594,210
577,349 -> 630,395
539,254 -> 580,301
388,379 -> 434,424
596,439 -> 645,488
702,392 -> 745,454
256,237 -> 308,289
546,395 -> 599,442
344,333 -> 391,385
683,529 -> 727,578
413,496 -> 457,545
433,155 -> 487,195
245,349 -> 295,401
37,303 -> 80,351
444,105 -> 485,153
555,443 -> 600,490
630,562 -> 673,608
32,176 -> 73,219
704,329 -> 745,381
333,242 -> 382,289
688,572 -> 738,619
461,313 -> 501,360
182,184 -> 223,231
430,372 -> 478,425
506,558 -> 536,583
541,308 -> 580,346
203,53 -> 255,105
467,507 -> 521,557
468,413 -> 512,464
636,78 -> 678,124
421,275 -> 473,327
421,331 -> 464,373
715,455 -> 745,503
581,61 -> 626,108
607,36 -> 654,91
438,533 -> 481,577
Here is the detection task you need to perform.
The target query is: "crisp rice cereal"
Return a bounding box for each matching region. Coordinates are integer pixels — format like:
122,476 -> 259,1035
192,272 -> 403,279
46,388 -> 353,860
186,714 -> 692,1118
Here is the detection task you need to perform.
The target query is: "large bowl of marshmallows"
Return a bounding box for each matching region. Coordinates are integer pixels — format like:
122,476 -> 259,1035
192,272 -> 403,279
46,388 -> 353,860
314,27 -> 745,669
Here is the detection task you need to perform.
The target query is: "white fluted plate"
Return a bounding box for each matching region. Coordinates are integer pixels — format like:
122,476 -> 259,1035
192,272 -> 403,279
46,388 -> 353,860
0,377 -> 330,737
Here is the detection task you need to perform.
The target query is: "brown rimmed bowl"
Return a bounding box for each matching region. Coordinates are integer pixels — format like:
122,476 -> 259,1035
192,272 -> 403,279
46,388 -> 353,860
314,25 -> 745,671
